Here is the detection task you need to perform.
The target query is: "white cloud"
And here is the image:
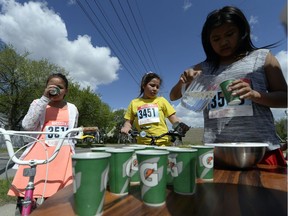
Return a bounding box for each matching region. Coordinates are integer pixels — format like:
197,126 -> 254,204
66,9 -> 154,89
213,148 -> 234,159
170,101 -> 204,128
183,0 -> 192,11
250,34 -> 258,42
0,0 -> 120,89
174,103 -> 204,128
249,15 -> 259,42
249,15 -> 258,25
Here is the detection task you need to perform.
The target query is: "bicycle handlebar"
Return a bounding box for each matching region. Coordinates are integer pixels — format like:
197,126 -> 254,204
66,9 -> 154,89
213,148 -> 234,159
128,122 -> 190,146
129,129 -> 183,146
82,127 -> 99,132
0,126 -> 97,166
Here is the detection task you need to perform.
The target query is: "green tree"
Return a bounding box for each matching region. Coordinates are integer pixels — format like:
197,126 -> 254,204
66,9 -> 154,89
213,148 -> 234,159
112,109 -> 126,142
98,102 -> 115,133
0,45 -> 121,136
66,83 -> 115,133
275,117 -> 287,140
0,45 -> 65,129
113,109 -> 126,130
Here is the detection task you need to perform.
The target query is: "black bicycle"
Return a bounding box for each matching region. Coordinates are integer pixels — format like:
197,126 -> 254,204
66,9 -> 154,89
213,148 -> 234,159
129,122 -> 190,146
117,132 -> 136,144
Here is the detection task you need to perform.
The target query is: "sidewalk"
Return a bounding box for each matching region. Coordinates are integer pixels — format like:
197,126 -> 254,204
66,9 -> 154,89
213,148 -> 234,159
0,167 -> 16,180
0,204 -> 15,216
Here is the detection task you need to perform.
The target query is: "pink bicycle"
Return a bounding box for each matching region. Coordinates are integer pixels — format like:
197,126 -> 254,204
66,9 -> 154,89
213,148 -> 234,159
1,126 -> 97,216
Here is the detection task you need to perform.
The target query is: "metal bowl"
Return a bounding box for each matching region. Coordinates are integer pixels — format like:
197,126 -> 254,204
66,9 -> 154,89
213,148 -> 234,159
205,143 -> 268,169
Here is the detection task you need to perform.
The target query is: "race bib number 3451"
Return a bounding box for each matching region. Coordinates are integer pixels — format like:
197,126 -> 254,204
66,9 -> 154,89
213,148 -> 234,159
137,104 -> 160,125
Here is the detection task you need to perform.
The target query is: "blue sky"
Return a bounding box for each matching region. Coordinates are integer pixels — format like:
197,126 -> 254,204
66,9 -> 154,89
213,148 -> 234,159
0,0 -> 287,128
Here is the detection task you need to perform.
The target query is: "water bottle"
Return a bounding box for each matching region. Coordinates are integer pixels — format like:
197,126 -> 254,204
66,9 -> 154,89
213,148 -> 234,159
181,74 -> 218,112
49,87 -> 60,96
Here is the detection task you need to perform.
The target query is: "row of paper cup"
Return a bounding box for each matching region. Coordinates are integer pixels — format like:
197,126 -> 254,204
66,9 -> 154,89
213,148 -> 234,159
72,145 -> 214,216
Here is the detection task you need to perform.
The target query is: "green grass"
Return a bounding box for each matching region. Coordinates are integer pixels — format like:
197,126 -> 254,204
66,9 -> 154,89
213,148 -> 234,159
0,148 -> 8,153
0,178 -> 17,206
0,147 -> 20,153
75,142 -> 95,148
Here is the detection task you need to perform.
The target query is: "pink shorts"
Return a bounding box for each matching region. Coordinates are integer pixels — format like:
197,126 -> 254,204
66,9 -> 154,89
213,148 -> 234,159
259,148 -> 287,167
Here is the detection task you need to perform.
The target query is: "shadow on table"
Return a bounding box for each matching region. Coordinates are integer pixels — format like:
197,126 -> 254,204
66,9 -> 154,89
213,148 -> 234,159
166,183 -> 287,216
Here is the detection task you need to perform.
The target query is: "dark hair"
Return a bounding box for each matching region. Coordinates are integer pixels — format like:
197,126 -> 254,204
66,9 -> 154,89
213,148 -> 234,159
139,72 -> 162,97
46,73 -> 69,89
201,6 -> 257,70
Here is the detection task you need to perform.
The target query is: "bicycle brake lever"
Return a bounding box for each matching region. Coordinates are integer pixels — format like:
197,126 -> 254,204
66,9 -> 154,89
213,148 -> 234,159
172,122 -> 190,137
74,131 -> 84,139
128,130 -> 139,137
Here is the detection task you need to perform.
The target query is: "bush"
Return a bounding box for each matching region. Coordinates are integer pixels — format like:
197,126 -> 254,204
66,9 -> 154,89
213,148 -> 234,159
0,178 -> 17,206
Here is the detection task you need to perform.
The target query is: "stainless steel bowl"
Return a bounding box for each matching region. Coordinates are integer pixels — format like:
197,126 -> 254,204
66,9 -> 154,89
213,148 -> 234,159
205,143 -> 268,169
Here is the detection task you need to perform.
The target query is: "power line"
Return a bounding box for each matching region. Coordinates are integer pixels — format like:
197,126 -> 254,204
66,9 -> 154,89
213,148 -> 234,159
128,0 -> 160,73
91,0 -> 143,79
75,0 -> 161,85
117,0 -> 152,71
108,0 -> 148,72
76,0 -> 140,84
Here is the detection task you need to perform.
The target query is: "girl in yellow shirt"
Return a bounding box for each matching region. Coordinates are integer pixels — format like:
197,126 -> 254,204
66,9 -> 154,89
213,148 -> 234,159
121,72 -> 188,145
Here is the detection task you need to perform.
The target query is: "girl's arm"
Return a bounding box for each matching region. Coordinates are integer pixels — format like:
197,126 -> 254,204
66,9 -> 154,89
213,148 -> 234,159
167,113 -> 181,125
262,52 -> 287,107
170,66 -> 202,101
168,114 -> 190,136
170,79 -> 186,101
121,119 -> 133,134
22,96 -> 50,131
232,52 -> 287,108
22,84 -> 59,130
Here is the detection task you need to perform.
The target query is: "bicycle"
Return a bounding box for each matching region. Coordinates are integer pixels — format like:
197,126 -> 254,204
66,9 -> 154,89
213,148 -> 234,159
129,122 -> 190,146
0,126 -> 98,216
117,131 -> 136,144
80,134 -> 96,147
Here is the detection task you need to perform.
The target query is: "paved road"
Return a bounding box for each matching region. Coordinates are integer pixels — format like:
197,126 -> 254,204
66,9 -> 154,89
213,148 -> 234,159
0,203 -> 15,216
0,152 -> 19,180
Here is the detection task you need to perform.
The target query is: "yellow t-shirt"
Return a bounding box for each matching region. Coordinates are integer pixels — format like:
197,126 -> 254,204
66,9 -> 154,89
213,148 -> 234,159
124,97 -> 176,145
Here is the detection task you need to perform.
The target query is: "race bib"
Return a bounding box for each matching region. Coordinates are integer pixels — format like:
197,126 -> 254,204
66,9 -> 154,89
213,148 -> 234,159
137,104 -> 160,125
208,91 -> 253,118
45,125 -> 69,140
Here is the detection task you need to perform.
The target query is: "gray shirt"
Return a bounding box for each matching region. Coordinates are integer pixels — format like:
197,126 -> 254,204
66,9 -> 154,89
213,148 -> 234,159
201,49 -> 280,150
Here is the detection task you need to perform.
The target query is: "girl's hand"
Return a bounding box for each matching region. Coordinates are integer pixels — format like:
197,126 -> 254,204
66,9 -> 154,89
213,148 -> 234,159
170,66 -> 202,101
229,79 -> 260,100
180,68 -> 202,84
121,120 -> 133,134
120,127 -> 130,134
43,85 -> 59,98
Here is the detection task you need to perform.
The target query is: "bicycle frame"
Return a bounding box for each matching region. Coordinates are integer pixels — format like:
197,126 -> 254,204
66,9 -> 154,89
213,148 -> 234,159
0,126 -> 97,216
118,132 -> 135,144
